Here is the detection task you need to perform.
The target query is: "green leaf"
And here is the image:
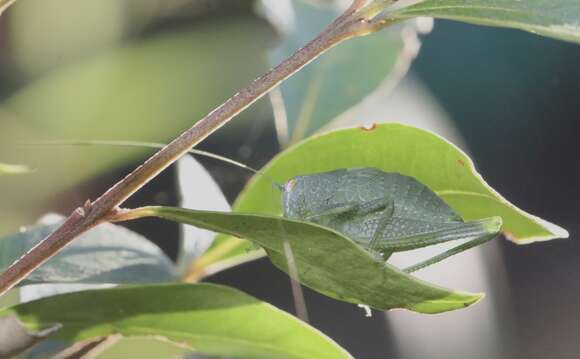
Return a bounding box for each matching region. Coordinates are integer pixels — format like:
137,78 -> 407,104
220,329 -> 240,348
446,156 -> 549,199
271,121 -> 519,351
0,283 -> 352,359
0,163 -> 32,175
143,206 -> 483,314
0,216 -> 176,284
266,0 -> 409,145
199,122 -> 568,278
232,123 -> 568,244
392,0 -> 580,44
0,17 -> 273,212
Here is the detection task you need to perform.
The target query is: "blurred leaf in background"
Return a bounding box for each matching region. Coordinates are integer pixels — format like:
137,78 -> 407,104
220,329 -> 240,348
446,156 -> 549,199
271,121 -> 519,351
0,0 -> 276,233
261,0 -> 430,146
0,214 -> 176,285
6,0 -> 126,77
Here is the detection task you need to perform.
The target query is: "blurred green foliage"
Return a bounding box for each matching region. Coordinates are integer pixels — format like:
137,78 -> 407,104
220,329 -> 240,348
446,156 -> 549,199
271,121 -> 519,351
0,0 -> 275,234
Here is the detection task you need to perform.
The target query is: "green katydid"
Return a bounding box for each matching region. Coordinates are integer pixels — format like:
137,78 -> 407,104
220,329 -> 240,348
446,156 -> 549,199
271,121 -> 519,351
37,140 -> 502,273
281,168 -> 501,273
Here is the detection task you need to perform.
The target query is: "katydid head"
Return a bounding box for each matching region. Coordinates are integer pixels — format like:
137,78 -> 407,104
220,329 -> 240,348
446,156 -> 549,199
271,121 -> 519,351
281,169 -> 346,220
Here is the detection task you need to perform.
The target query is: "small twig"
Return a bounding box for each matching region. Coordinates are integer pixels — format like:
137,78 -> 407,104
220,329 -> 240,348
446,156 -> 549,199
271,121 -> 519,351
53,335 -> 122,359
348,0 -> 369,13
0,1 -> 395,295
27,140 -> 263,175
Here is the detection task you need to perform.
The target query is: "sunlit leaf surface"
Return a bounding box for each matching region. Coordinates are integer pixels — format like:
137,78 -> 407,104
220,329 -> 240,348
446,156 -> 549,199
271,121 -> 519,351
0,283 -> 353,359
392,0 -> 580,44
265,0 -> 409,145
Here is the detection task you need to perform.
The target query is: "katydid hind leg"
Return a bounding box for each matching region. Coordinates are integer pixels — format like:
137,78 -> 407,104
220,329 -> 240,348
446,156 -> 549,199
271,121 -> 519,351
403,231 -> 499,273
378,217 -> 502,252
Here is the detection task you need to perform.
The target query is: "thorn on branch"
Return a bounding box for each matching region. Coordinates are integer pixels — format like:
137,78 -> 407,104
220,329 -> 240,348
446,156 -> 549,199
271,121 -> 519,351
75,206 -> 86,218
83,199 -> 92,212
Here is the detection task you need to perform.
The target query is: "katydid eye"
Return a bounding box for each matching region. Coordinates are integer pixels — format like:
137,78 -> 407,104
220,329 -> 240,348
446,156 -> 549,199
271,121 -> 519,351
284,179 -> 297,192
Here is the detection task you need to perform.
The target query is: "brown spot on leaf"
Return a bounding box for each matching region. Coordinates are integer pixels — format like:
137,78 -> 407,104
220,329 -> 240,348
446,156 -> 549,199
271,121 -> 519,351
502,230 -> 520,243
457,159 -> 465,167
360,123 -> 377,132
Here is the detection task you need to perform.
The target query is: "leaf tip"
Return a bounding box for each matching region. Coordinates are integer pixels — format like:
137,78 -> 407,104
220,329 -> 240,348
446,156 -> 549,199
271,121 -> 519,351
409,290 -> 484,314
451,290 -> 485,310
465,291 -> 485,307
535,217 -> 570,240
504,217 -> 570,244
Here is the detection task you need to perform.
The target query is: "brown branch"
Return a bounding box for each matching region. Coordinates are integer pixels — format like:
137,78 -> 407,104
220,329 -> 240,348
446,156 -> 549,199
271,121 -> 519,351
0,1 -> 382,296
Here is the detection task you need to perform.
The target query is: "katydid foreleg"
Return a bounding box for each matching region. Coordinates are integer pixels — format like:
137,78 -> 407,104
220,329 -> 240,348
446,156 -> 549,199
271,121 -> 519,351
367,199 -> 395,252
